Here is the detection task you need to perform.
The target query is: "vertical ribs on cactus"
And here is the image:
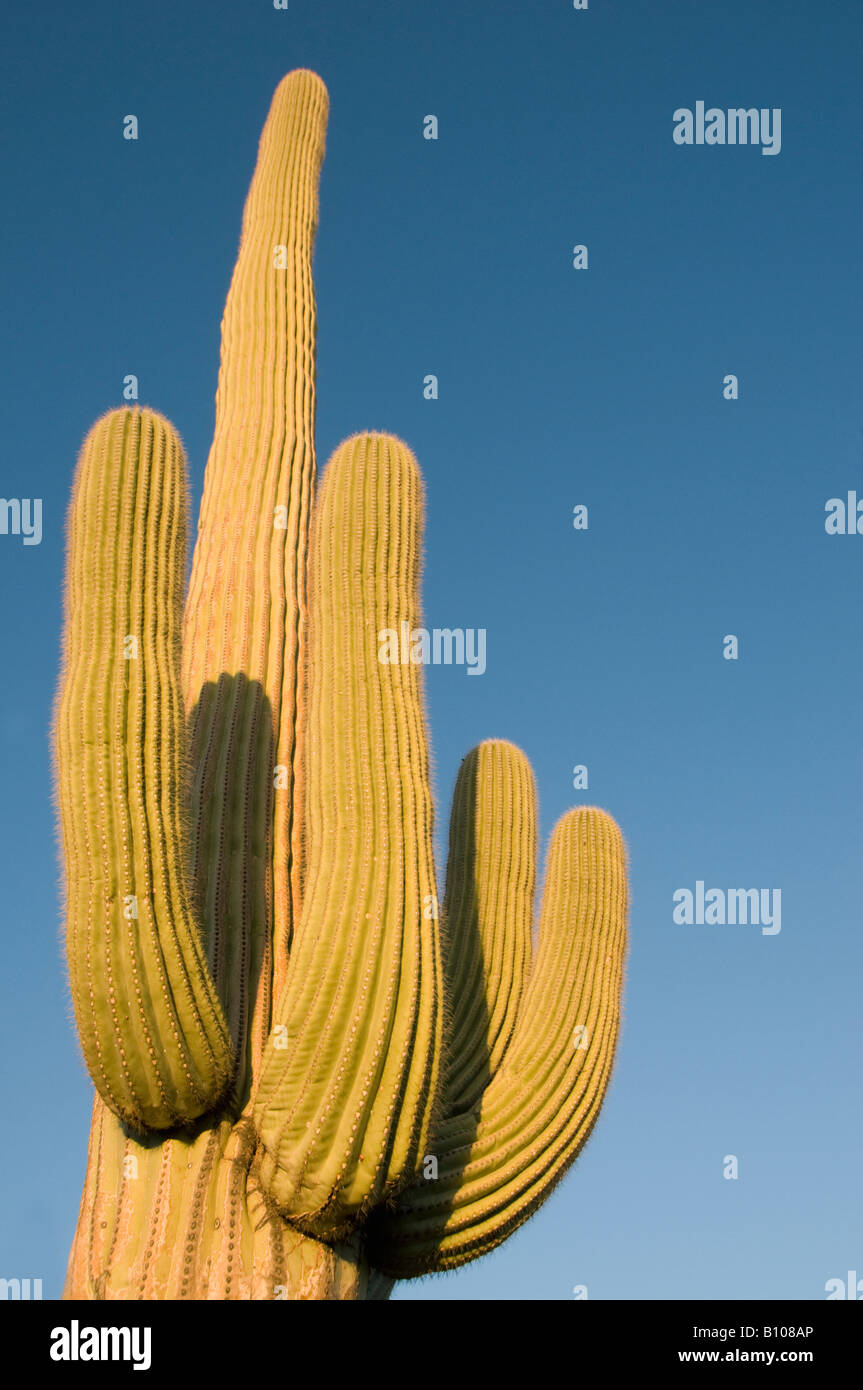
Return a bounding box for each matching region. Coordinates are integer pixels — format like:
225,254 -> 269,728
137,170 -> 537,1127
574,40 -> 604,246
55,69 -> 629,1300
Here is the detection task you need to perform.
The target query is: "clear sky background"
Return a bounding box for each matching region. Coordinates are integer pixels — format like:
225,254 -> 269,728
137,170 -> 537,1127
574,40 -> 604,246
1,0 -> 860,1301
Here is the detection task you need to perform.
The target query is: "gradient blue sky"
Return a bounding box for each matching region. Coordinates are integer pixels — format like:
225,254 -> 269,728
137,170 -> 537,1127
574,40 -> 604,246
1,0 -> 861,1300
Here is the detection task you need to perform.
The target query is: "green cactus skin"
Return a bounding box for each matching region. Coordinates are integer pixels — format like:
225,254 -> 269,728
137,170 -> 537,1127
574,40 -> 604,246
253,433 -> 443,1238
57,70 -> 628,1300
368,798 -> 628,1275
55,407 -> 234,1131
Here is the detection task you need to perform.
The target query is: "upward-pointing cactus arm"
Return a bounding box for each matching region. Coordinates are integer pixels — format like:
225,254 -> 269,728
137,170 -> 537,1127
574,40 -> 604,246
438,742 -> 536,1117
253,433 -> 444,1240
54,407 -> 234,1132
368,783 -> 628,1275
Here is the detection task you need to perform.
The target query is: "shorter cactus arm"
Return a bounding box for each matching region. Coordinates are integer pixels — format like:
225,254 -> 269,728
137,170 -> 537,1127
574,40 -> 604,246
439,741 -> 535,1115
368,805 -> 628,1275
54,407 -> 234,1131
253,433 -> 443,1238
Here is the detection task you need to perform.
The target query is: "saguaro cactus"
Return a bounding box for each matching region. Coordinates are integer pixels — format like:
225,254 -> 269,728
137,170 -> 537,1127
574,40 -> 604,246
55,69 -> 628,1300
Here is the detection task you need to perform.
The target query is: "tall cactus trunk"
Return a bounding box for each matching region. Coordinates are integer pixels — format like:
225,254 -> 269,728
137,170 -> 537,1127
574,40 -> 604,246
63,1100 -> 379,1300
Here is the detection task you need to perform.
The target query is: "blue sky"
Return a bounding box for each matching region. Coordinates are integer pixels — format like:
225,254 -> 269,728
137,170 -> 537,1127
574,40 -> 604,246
1,0 -> 861,1300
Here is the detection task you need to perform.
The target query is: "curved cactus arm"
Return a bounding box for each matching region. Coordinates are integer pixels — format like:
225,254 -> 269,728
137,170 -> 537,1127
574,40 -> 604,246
439,741 -> 536,1115
367,804 -> 628,1275
54,407 -> 234,1131
253,433 -> 443,1239
181,70 -> 328,1094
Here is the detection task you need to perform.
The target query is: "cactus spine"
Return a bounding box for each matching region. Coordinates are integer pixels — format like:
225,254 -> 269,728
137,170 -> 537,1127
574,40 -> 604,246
56,69 -> 628,1300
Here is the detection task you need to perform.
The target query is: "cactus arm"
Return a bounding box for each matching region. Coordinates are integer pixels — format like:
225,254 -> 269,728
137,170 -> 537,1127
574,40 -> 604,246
54,407 -> 234,1131
181,71 -> 328,1097
439,741 -> 536,1115
253,433 -> 443,1238
367,805 -> 627,1275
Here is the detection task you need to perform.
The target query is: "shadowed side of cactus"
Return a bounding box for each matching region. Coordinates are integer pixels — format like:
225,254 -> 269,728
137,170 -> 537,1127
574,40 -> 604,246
56,69 -> 628,1300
